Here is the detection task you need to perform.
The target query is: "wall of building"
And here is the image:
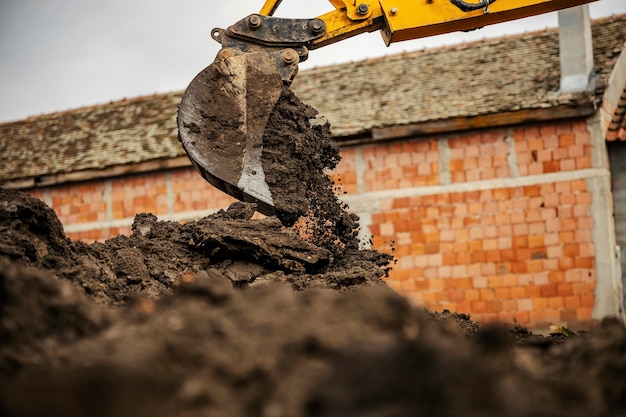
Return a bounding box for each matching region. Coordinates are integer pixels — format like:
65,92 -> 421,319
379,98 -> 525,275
338,118 -> 614,331
25,117 -> 622,331
608,141 -> 626,313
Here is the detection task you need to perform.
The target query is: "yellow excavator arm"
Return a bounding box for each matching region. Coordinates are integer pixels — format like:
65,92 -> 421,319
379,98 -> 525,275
178,0 -> 596,220
260,0 -> 595,48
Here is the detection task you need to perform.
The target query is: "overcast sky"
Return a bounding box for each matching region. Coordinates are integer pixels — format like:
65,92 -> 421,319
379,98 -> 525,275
1,0 -> 624,122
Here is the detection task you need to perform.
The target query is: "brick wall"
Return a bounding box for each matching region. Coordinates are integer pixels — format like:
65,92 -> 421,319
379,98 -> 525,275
25,118 -> 617,331
28,168 -> 243,241
334,118 -> 609,331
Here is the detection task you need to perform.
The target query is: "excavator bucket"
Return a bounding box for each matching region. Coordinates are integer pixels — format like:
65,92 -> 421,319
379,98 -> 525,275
177,49 -> 285,217
178,13 -> 323,220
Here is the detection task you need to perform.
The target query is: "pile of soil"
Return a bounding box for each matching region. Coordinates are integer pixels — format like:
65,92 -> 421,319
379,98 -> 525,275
2,83 -> 626,416
2,189 -> 626,417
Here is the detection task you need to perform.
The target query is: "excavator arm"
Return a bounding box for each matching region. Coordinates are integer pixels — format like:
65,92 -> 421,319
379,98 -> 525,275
260,0 -> 594,48
178,0 -> 596,219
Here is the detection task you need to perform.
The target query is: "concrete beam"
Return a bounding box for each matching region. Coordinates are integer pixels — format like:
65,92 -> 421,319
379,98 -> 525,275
558,5 -> 594,94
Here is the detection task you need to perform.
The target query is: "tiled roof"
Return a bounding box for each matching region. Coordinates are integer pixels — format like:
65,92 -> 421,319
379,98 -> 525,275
292,14 -> 625,137
0,92 -> 182,186
606,85 -> 626,141
1,15 -> 625,185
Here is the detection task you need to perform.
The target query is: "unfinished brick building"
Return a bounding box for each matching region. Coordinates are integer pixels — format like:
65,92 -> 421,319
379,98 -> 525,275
2,13 -> 625,331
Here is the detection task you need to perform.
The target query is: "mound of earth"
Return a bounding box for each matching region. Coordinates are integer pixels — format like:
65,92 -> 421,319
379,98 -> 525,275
1,187 -> 626,417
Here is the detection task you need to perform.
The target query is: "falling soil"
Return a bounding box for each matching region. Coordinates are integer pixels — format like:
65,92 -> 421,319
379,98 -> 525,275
262,87 -> 348,237
178,60 -> 346,232
2,85 -> 626,416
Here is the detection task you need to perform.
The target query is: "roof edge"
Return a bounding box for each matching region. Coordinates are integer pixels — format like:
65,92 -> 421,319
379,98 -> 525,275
2,156 -> 191,190
603,42 -> 626,141
339,103 -> 597,145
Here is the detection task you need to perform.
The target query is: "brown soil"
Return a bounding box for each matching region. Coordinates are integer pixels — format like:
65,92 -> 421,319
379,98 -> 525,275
2,86 -> 626,416
2,192 -> 626,417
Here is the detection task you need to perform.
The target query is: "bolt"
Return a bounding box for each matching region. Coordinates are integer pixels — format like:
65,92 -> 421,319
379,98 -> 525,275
390,7 -> 398,15
310,19 -> 325,34
248,14 -> 262,29
281,49 -> 298,65
356,3 -> 369,15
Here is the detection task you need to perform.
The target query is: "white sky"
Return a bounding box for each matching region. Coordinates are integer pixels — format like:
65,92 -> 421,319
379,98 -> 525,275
0,0 -> 624,122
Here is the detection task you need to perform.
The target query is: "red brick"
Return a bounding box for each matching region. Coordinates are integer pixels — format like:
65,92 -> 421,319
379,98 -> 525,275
487,300 -> 503,312
560,308 -> 578,322
563,295 -> 580,309
548,271 -> 565,283
580,294 -> 595,308
575,257 -> 593,268
543,161 -> 559,173
557,283 -> 574,296
528,235 -> 544,248
527,260 -> 543,273
540,284 -> 558,297
560,159 -> 576,171
485,250 -> 501,262
548,297 -> 564,309
572,282 -> 591,295
513,311 -> 530,324
480,288 -> 495,300
495,287 -> 511,299
511,262 -> 527,274
577,307 -> 593,321
457,277 -> 473,289
453,252 -> 469,265
559,257 -> 575,269
499,249 -> 515,262
513,236 -> 529,248
578,217 -> 594,230
559,133 -> 576,147
516,221 -> 534,237
471,300 -> 487,313
576,156 -> 591,169
463,288 -> 480,301
562,244 -> 580,257
486,275 -> 503,288
533,297 -> 548,310
498,265 -> 513,276
516,248 -> 531,261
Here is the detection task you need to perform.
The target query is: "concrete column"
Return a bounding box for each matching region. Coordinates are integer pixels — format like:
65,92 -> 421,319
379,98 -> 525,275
355,147 -> 366,195
104,180 -> 113,221
558,5 -> 594,94
438,138 -> 451,185
587,115 -> 626,322
354,146 -> 372,248
505,130 -> 520,178
166,172 -> 175,214
42,188 -> 52,207
588,174 -> 625,321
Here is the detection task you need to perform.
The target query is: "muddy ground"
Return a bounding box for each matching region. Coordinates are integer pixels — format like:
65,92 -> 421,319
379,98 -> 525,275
2,87 -> 626,416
